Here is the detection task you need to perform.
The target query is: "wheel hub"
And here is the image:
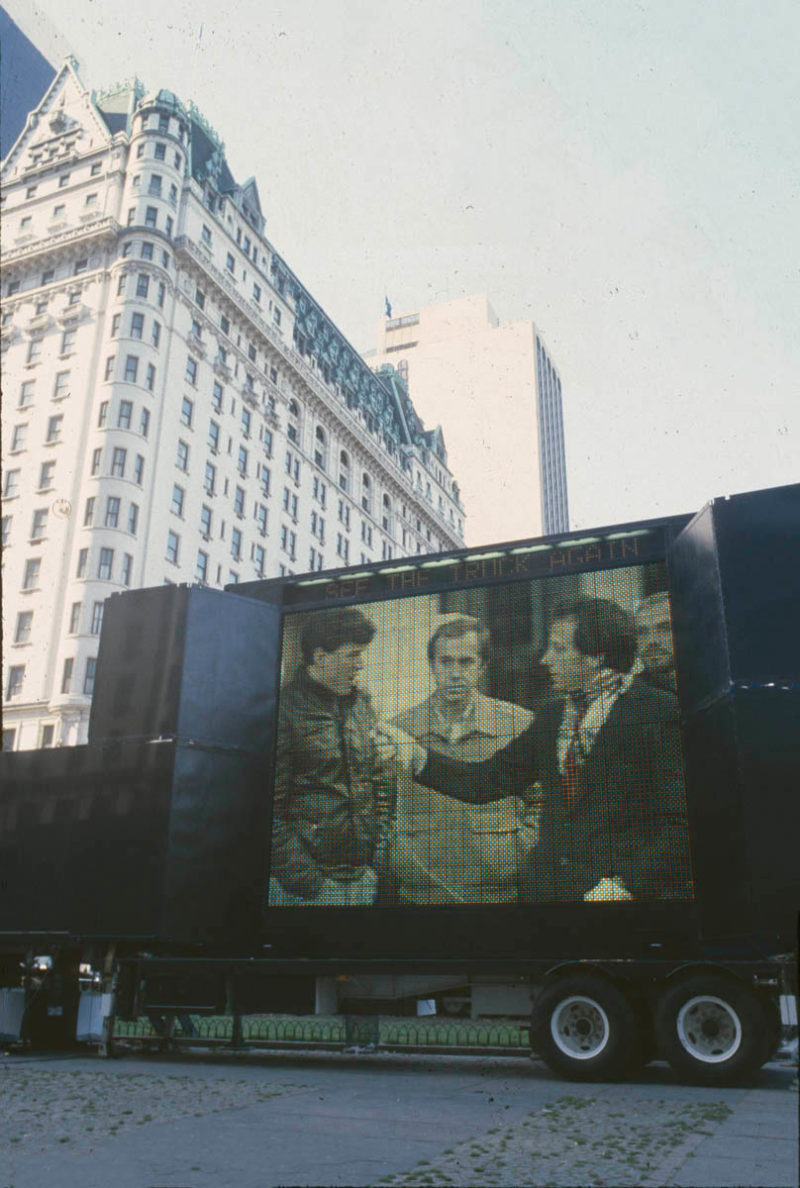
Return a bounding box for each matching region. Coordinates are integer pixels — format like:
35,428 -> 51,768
551,995 -> 611,1060
676,995 -> 742,1063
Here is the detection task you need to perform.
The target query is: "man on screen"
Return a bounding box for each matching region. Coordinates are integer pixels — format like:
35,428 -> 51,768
387,615 -> 534,904
394,597 -> 693,902
268,607 -> 396,906
634,590 -> 677,694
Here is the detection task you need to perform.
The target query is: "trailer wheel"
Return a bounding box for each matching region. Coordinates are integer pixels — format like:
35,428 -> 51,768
531,976 -> 639,1081
654,975 -> 770,1086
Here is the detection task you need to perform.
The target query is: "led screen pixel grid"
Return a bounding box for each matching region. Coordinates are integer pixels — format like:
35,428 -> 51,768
267,562 -> 694,908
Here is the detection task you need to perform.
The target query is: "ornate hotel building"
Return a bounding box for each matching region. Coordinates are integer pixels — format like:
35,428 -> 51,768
1,61 -> 464,751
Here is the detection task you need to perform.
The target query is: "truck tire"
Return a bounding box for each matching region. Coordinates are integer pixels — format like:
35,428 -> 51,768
531,975 -> 639,1081
654,975 -> 770,1086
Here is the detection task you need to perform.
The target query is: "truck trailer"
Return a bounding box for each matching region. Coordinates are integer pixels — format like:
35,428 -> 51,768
1,481 -> 798,1085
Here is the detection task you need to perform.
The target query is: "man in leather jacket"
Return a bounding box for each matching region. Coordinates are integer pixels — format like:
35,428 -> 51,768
268,607 -> 396,906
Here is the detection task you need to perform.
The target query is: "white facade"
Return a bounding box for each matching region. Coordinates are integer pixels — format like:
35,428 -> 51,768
368,293 -> 569,547
1,62 -> 464,752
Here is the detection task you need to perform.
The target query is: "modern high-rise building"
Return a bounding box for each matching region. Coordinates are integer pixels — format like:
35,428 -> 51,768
1,60 -> 464,752
367,294 -> 569,546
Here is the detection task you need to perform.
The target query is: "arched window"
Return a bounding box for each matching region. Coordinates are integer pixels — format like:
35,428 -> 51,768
361,472 -> 372,514
382,493 -> 392,533
314,425 -> 328,470
339,450 -> 350,492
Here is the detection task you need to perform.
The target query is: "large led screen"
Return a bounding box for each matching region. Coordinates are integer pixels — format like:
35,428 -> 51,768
267,562 -> 694,908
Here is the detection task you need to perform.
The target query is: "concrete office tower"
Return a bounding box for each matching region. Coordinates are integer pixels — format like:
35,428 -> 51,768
1,61 -> 464,752
369,294 -> 569,546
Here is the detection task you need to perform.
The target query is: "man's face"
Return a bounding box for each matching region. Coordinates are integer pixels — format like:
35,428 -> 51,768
430,632 -> 484,707
636,600 -> 674,675
313,643 -> 366,695
541,616 -> 601,697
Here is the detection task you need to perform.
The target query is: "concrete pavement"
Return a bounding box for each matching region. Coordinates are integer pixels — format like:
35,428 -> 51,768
1,1049 -> 796,1187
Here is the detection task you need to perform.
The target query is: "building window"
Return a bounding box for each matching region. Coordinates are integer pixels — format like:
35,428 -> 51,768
46,415 -> 63,443
185,356 -> 198,386
111,447 -> 127,477
134,454 -> 145,484
176,440 -> 189,471
11,425 -> 27,452
194,287 -> 205,310
201,224 -> 212,246
145,206 -> 157,228
151,320 -> 161,347
19,381 -> 35,408
31,508 -> 48,539
69,602 -> 82,633
273,307 -> 282,327
314,426 -> 328,470
83,497 -> 95,527
212,381 -> 223,412
6,666 -> 24,699
84,657 -> 97,696
262,428 -> 273,458
140,407 -> 150,437
27,338 -> 43,365
157,282 -> 165,307
259,465 -> 270,497
90,601 -> 105,635
166,531 -> 180,564
196,550 -> 209,583
154,142 -> 166,160
253,283 -> 261,304
171,485 -> 185,516
127,208 -> 135,225
74,257 -> 88,274
98,548 -> 114,580
40,460 -> 56,489
226,252 -> 235,274
23,558 -> 41,589
91,162 -> 101,175
118,400 -> 133,429
180,396 -> 194,427
76,549 -> 88,579
339,450 -> 350,491
241,407 -> 251,438
200,505 -> 212,537
135,274 -> 149,299
2,516 -> 12,546
61,658 -> 74,694
15,611 -> 33,643
237,445 -> 248,477
146,363 -> 156,391
204,461 -> 216,494
105,496 -> 120,528
231,528 -> 242,561
104,355 -> 116,381
149,174 -> 162,197
336,534 -> 349,562
337,499 -> 350,529
121,553 -> 133,586
130,311 -> 145,339
128,503 -> 139,535
255,504 -> 267,535
253,544 -> 266,576
42,268 -> 55,286
60,329 -> 76,355
232,486 -> 245,517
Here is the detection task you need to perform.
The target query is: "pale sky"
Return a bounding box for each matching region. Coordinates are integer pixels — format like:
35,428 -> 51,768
8,0 -> 799,530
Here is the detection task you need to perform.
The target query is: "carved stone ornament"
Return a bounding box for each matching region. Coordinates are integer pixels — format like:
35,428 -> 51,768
53,498 -> 72,517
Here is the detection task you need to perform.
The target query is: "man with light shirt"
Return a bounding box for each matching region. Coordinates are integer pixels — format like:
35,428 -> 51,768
386,614 -> 534,904
386,598 -> 693,903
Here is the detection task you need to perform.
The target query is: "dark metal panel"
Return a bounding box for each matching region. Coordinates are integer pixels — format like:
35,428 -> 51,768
88,586 -> 189,743
178,589 -> 281,752
0,742 -> 174,938
89,586 -> 281,753
713,484 -> 800,685
160,744 -> 269,949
